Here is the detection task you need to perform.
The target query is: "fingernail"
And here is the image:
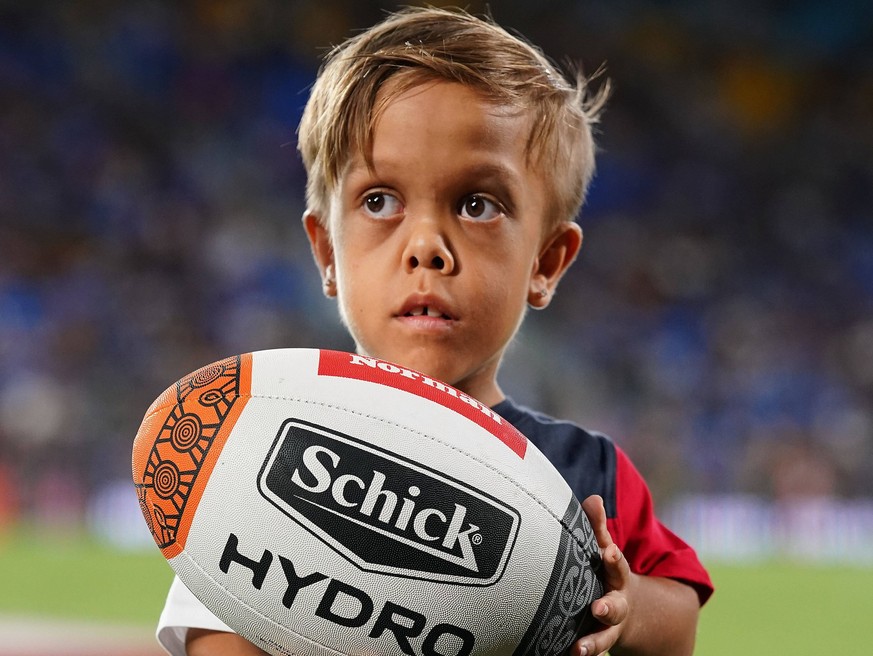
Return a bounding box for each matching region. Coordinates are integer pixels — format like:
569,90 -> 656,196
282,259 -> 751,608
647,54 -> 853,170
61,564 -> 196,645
595,602 -> 608,617
579,646 -> 589,656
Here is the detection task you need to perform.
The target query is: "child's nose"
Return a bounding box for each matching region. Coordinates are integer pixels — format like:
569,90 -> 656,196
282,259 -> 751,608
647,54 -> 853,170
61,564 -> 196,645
402,222 -> 455,274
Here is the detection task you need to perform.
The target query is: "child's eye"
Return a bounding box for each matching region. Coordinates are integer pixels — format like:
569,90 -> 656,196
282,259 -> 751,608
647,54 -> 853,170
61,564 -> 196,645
363,192 -> 403,218
458,194 -> 501,221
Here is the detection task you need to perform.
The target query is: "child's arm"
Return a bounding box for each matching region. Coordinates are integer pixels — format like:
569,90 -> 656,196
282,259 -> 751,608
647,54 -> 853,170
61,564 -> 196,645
187,629 -> 268,656
572,496 -> 700,656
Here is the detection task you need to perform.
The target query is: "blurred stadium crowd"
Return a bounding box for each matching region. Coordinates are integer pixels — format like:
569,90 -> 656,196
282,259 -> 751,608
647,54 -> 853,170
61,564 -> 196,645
0,0 -> 871,537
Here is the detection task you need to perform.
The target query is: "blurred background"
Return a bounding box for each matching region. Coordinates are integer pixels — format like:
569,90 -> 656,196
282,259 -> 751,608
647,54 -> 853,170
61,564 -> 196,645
0,0 -> 871,652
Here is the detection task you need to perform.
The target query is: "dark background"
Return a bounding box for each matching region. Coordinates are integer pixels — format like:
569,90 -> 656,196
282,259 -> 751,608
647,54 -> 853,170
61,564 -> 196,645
1,0 -> 871,535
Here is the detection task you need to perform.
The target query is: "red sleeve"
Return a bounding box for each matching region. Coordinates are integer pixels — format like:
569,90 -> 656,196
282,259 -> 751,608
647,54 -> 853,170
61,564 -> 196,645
605,447 -> 714,605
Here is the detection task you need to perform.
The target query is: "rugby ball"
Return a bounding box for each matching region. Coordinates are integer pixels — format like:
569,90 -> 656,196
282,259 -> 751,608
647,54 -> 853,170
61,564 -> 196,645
132,348 -> 603,656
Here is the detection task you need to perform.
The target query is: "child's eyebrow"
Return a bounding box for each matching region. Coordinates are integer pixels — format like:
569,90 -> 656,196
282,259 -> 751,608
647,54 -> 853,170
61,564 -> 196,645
345,157 -> 522,188
343,154 -> 533,204
461,162 -> 521,183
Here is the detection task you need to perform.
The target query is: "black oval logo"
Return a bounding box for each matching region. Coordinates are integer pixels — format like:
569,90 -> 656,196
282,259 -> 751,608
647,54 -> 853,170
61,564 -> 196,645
258,419 -> 520,586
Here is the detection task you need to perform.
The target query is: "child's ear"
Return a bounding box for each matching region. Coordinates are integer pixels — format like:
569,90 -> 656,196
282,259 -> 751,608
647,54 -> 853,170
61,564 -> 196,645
528,222 -> 583,309
303,210 -> 337,298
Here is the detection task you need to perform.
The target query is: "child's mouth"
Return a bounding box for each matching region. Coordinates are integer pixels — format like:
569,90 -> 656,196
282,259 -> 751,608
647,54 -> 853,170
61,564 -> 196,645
404,306 -> 452,320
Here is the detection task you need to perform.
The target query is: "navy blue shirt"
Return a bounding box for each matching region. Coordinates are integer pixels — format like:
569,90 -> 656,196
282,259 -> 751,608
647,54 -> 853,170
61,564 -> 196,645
493,398 -> 713,604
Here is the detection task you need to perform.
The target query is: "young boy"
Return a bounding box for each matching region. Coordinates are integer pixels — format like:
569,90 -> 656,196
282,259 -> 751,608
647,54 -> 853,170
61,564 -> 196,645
156,7 -> 713,656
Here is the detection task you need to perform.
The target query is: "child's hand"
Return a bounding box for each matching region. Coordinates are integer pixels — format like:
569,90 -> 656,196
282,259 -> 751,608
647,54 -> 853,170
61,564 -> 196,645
187,629 -> 269,655
570,495 -> 634,656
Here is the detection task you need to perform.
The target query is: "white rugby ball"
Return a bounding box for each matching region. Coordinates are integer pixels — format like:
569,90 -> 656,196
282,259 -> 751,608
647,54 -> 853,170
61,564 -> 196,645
133,348 -> 602,656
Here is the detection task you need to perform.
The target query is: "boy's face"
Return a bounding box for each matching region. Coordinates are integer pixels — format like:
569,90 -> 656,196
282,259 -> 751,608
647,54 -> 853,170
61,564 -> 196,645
305,80 -> 581,405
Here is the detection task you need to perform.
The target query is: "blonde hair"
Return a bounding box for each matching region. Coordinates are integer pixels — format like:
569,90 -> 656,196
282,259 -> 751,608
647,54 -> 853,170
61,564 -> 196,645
298,6 -> 608,227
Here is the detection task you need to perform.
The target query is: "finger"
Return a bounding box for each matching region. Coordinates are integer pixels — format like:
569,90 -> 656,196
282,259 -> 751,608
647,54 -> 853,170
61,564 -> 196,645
580,495 -> 612,549
590,590 -> 629,627
571,624 -> 621,656
608,542 -> 630,574
600,542 -> 631,589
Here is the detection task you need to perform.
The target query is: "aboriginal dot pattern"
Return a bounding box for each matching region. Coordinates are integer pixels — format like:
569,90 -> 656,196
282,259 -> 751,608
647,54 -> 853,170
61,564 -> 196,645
134,355 -> 242,550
